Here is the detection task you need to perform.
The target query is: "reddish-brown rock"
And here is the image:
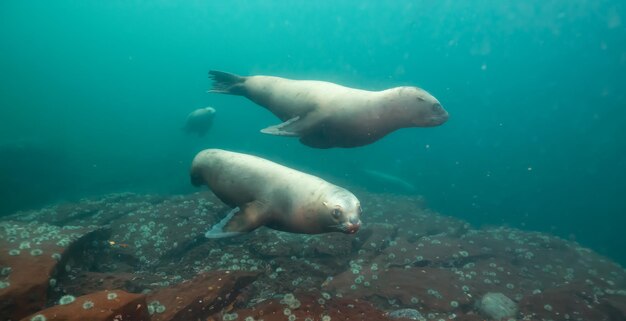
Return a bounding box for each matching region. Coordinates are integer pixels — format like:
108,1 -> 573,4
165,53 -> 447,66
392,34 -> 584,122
147,270 -> 259,321
60,272 -> 138,297
325,266 -> 470,312
372,235 -> 484,269
20,290 -> 149,321
518,283 -> 613,320
2,192 -> 626,320
229,293 -> 395,321
355,223 -> 397,252
600,295 -> 626,320
0,222 -> 107,320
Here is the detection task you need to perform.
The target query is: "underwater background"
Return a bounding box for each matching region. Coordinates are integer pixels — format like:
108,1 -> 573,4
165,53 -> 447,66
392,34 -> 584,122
1,0 -> 625,276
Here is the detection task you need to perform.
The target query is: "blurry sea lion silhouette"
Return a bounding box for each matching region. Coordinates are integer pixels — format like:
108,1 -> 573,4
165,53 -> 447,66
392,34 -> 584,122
362,168 -> 417,193
207,70 -> 448,148
183,106 -> 216,137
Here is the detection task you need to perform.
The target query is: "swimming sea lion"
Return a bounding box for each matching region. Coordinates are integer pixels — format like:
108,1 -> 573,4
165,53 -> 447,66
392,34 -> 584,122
183,106 -> 216,137
362,168 -> 417,193
208,70 -> 448,148
190,149 -> 362,238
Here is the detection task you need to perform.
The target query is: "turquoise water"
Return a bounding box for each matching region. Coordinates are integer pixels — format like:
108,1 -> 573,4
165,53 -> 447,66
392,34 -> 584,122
1,0 -> 625,265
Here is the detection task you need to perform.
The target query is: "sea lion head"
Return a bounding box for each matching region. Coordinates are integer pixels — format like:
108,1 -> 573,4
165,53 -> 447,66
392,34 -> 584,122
184,107 -> 217,136
391,87 -> 448,127
187,106 -> 216,119
322,188 -> 362,234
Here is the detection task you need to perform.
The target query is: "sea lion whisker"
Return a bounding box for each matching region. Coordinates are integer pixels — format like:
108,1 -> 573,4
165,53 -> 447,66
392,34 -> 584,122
329,223 -> 349,231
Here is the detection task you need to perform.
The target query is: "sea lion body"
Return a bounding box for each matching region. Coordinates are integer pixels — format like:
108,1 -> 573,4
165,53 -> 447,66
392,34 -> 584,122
184,107 -> 216,137
190,149 -> 362,237
208,71 -> 448,148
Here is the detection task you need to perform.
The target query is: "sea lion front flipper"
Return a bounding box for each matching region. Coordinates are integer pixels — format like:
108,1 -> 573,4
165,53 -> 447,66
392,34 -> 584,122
204,207 -> 245,238
261,111 -> 326,137
260,116 -> 302,136
204,201 -> 267,238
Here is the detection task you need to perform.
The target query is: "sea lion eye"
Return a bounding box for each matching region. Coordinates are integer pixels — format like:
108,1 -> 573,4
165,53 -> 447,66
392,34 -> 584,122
332,208 -> 342,218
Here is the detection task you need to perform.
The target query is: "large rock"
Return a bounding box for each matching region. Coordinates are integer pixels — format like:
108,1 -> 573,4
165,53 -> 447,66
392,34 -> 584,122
20,290 -> 149,321
147,270 -> 259,321
372,235 -> 485,269
325,266 -> 469,312
518,283 -> 616,320
4,192 -> 226,268
2,191 -> 626,320
353,223 -> 397,258
0,222 -> 108,320
229,292 -> 395,321
600,295 -> 626,320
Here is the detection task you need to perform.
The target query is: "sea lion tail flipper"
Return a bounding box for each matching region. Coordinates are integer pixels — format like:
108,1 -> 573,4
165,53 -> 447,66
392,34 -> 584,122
208,70 -> 246,95
204,202 -> 266,238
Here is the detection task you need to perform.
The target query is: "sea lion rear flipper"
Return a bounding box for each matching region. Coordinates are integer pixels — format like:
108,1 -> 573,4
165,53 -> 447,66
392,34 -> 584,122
204,202 -> 267,238
208,70 -> 246,95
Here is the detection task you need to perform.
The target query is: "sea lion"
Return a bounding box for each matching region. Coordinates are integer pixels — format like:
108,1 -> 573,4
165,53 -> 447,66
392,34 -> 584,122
362,168 -> 417,193
208,70 -> 448,148
183,106 -> 216,137
190,149 -> 362,238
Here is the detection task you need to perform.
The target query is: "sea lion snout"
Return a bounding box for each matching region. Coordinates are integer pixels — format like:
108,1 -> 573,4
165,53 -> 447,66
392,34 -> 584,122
393,87 -> 448,128
342,205 -> 362,234
345,217 -> 361,234
411,99 -> 448,127
429,103 -> 449,125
